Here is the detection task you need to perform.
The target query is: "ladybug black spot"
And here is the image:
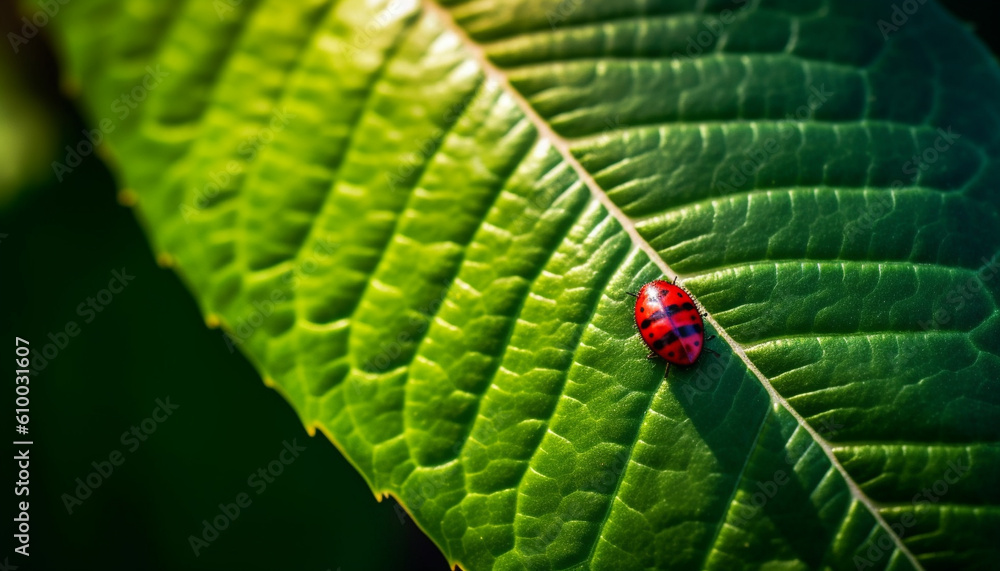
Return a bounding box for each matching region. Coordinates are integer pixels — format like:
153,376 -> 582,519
676,293 -> 682,298
695,341 -> 700,347
648,333 -> 653,338
668,351 -> 675,357
640,307 -> 645,313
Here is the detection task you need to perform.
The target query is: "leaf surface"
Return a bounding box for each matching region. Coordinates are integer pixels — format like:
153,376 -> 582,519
41,0 -> 1000,568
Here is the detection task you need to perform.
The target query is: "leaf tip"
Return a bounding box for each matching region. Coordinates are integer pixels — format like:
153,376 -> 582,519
304,420 -> 326,439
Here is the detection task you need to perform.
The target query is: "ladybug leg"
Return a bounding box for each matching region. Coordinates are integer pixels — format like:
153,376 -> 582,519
646,352 -> 658,360
672,276 -> 678,284
625,291 -> 638,298
663,362 -> 672,379
704,335 -> 721,357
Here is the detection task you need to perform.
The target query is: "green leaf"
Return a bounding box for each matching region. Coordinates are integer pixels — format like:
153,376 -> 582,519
40,0 -> 1000,568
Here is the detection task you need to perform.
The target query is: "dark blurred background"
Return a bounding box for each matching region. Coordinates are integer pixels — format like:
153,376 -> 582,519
0,1 -> 995,570
0,1 -> 450,567
2,155 -> 451,570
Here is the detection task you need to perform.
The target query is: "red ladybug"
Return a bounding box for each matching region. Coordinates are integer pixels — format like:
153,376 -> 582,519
627,278 -> 716,377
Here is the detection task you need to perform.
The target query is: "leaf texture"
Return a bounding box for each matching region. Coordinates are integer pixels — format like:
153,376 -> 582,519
40,0 -> 1000,568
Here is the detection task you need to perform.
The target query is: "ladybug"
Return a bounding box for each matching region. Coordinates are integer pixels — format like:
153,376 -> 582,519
627,278 -> 717,378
